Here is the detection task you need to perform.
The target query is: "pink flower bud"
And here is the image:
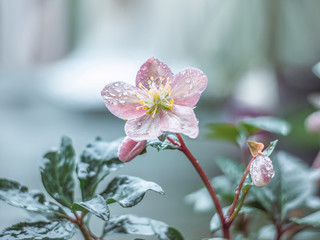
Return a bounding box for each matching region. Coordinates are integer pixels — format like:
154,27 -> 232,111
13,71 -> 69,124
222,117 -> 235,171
118,136 -> 146,162
305,111 -> 320,134
250,155 -> 275,187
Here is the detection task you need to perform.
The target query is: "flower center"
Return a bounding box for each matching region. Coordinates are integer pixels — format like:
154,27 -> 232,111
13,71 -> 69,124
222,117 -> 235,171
136,77 -> 174,118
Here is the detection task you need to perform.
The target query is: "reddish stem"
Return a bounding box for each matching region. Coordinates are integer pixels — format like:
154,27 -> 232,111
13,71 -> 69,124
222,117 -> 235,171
73,211 -> 94,240
227,155 -> 257,222
174,134 -> 229,239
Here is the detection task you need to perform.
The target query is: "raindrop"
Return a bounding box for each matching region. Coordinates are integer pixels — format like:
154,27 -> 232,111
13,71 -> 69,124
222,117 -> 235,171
119,99 -> 125,104
137,122 -> 142,127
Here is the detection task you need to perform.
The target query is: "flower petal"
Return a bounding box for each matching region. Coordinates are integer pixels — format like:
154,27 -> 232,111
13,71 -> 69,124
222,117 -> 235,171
101,81 -> 146,120
171,68 -> 207,107
125,114 -> 163,141
160,105 -> 199,138
136,57 -> 173,89
118,136 -> 146,162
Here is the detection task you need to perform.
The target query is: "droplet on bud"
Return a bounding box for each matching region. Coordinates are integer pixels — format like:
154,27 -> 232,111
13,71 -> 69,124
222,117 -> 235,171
250,155 -> 275,187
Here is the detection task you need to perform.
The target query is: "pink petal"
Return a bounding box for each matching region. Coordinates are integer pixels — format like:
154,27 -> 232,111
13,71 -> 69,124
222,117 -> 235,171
171,68 -> 207,107
118,136 -> 146,162
136,57 -> 173,89
101,81 -> 146,120
160,105 -> 199,138
125,114 -> 163,141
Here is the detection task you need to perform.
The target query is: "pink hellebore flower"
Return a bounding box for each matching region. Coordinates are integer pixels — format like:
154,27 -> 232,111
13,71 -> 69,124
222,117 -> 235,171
101,57 -> 208,141
118,136 -> 146,162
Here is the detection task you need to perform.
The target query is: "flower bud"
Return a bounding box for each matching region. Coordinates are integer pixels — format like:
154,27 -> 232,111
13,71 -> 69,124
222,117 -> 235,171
118,136 -> 146,162
305,111 -> 320,134
250,155 -> 275,187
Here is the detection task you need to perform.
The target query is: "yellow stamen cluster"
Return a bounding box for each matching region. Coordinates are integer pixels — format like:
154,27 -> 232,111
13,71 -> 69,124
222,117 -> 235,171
136,77 -> 174,118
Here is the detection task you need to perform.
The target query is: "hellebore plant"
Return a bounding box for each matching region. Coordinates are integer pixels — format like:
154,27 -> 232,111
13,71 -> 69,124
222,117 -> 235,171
101,58 -> 277,238
2,58 -> 320,240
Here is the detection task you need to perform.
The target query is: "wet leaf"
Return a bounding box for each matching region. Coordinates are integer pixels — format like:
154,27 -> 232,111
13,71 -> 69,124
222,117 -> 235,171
0,178 -> 63,216
101,175 -> 164,208
40,136 -> 75,208
77,137 -> 124,201
262,140 -> 278,157
210,207 -> 228,232
215,158 -> 245,182
251,152 -> 313,220
0,220 -> 75,240
71,195 -> 109,221
185,176 -> 234,212
103,214 -> 184,240
146,134 -> 179,151
207,123 -> 241,145
238,116 -> 291,136
291,211 -> 320,227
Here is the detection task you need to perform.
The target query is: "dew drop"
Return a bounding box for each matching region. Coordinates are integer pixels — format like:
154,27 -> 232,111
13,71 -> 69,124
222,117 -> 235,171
119,99 -> 125,104
137,122 -> 142,127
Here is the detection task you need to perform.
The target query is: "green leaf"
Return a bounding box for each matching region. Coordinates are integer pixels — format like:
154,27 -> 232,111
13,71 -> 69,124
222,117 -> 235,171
275,152 -> 313,219
207,123 -> 240,145
77,137 -> 124,201
146,134 -> 179,151
185,176 -> 234,212
262,140 -> 278,157
40,136 -> 75,208
0,178 -> 63,216
239,205 -> 270,219
251,152 -> 313,220
210,207 -> 228,232
101,175 -> 164,208
0,220 -> 75,240
238,116 -> 291,136
103,214 -> 184,240
215,158 -> 245,182
257,225 -> 275,240
313,62 -> 320,79
72,195 -> 109,221
291,211 -> 320,227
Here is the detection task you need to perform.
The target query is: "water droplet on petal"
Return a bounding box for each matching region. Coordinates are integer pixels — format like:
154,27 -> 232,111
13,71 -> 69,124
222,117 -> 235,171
137,122 -> 142,127
119,99 -> 125,104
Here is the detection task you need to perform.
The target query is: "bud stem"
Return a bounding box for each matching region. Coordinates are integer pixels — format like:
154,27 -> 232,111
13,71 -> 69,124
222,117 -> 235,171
226,156 -> 257,223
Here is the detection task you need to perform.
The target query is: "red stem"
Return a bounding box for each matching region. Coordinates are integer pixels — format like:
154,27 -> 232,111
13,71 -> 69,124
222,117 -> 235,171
73,212 -> 94,240
227,155 -> 257,222
175,134 -> 229,239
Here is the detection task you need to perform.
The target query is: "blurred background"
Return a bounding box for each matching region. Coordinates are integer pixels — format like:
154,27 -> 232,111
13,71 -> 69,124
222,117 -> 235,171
1,0 -> 320,239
